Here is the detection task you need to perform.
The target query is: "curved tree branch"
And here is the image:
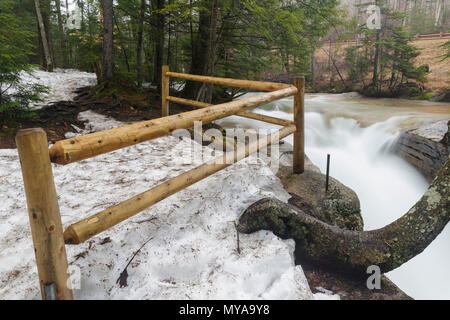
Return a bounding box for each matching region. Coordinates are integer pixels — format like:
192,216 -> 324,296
237,157 -> 449,276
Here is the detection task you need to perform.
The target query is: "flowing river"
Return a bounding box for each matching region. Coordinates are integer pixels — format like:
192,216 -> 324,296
216,92 -> 450,300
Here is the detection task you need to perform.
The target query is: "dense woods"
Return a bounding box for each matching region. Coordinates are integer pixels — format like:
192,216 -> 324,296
0,0 -> 449,121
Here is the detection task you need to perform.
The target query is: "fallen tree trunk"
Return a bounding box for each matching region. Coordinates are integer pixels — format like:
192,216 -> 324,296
237,157 -> 449,276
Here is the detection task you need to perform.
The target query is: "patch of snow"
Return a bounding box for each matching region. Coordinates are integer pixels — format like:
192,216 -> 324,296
18,68 -> 97,109
0,110 -> 337,300
64,110 -> 131,138
408,119 -> 448,142
314,293 -> 340,300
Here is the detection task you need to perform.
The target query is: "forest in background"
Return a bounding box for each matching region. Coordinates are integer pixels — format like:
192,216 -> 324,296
318,0 -> 450,96
1,0 -> 450,125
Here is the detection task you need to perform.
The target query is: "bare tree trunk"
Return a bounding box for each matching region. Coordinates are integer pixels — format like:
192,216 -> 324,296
34,0 -> 53,72
137,0 -> 146,87
322,47 -> 346,89
152,0 -> 165,93
101,0 -> 114,81
167,0 -> 172,66
197,0 -> 219,103
402,0 -> 413,27
55,0 -> 68,68
183,0 -> 218,102
372,29 -> 380,89
113,11 -> 130,73
65,0 -> 73,65
238,157 -> 450,276
311,50 -> 316,87
435,0 -> 443,27
328,41 -> 333,86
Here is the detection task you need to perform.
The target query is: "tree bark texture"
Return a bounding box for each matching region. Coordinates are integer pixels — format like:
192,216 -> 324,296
101,0 -> 114,81
238,157 -> 450,277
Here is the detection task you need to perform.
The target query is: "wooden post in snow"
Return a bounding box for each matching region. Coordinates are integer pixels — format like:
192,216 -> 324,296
293,76 -> 305,174
162,65 -> 169,117
16,128 -> 73,300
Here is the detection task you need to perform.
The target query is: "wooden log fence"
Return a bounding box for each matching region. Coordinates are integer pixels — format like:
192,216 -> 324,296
16,66 -> 305,299
320,32 -> 450,46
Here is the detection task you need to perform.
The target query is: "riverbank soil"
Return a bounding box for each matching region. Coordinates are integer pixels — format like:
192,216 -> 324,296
0,102 -> 87,149
302,263 -> 411,300
0,84 -> 189,149
311,38 -> 449,97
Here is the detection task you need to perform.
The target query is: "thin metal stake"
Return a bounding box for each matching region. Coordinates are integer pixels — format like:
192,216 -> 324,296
325,154 -> 330,193
234,221 -> 241,255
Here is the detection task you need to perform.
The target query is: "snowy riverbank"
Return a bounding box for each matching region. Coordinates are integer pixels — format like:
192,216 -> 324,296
0,96 -> 338,299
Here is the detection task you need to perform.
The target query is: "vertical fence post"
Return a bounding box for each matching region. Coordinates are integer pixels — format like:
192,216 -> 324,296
16,128 -> 73,300
162,65 -> 169,117
293,76 -> 305,174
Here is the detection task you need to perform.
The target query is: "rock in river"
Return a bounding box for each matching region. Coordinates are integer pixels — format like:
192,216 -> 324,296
276,166 -> 364,231
393,120 -> 449,182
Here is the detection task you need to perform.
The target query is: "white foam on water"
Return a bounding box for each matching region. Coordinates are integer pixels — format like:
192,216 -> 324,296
217,93 -> 450,299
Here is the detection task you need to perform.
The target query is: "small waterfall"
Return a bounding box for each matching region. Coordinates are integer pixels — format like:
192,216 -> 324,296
304,114 -> 428,230
219,92 -> 450,299
301,113 -> 450,300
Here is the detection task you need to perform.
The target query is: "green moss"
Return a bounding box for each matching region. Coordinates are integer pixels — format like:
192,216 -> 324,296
410,91 -> 436,100
0,127 -> 16,137
94,77 -> 146,102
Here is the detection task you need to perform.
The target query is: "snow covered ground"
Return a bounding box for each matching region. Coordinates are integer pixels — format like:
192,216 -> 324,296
0,69 -> 339,300
19,68 -> 97,108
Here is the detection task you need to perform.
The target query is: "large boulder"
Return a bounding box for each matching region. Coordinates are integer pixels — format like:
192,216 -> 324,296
393,120 -> 449,182
430,91 -> 450,103
276,166 -> 363,231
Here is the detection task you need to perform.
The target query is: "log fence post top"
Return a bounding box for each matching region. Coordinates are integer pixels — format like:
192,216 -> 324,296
16,127 -> 47,138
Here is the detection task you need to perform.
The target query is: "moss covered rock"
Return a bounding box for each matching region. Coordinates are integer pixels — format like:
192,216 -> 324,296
277,166 -> 363,231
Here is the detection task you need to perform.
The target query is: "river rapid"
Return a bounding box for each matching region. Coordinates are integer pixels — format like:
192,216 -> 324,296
216,92 -> 450,300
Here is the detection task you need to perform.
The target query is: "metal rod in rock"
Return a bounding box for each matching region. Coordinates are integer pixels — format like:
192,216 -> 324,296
325,154 -> 330,193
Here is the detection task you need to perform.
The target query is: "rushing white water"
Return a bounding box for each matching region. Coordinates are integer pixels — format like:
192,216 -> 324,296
217,93 -> 450,299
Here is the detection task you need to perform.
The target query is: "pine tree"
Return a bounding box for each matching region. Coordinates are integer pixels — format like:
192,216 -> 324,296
0,0 -> 48,124
439,40 -> 450,60
345,0 -> 428,96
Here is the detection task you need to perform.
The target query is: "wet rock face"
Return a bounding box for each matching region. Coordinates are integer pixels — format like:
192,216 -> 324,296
276,166 -> 363,231
431,91 -> 450,103
393,120 -> 449,182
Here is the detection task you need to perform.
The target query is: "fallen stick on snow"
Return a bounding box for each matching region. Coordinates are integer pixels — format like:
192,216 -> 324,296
116,237 -> 153,288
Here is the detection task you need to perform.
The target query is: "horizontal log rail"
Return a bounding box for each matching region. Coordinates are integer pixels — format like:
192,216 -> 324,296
16,66 -> 305,299
319,32 -> 450,45
64,124 -> 296,244
166,96 -> 295,127
416,31 -> 450,39
49,86 -> 297,165
165,71 -> 292,92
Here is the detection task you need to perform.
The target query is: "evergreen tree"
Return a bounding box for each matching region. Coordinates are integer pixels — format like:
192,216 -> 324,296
345,0 -> 428,96
439,40 -> 450,60
0,0 -> 48,124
